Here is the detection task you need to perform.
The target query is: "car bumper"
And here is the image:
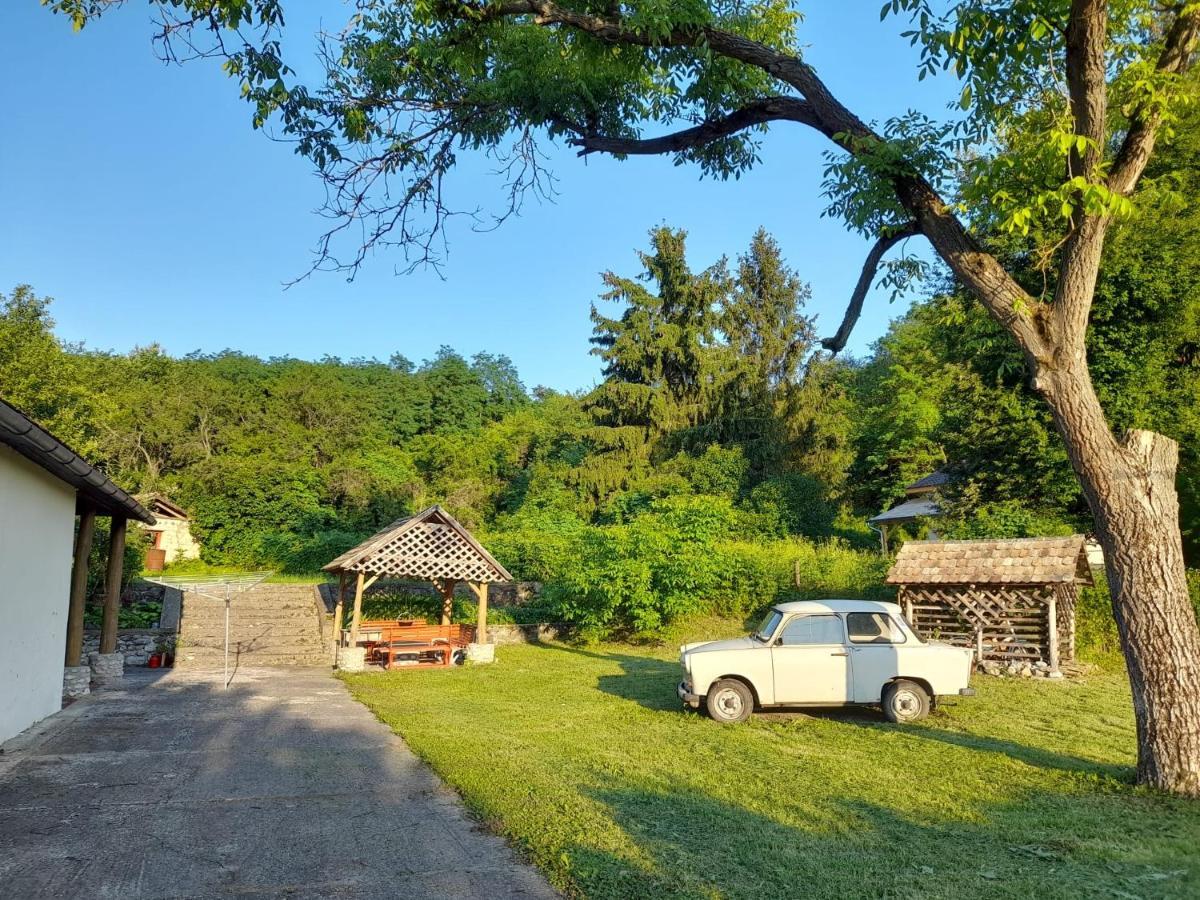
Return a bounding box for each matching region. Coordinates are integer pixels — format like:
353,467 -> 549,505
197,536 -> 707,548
677,680 -> 700,708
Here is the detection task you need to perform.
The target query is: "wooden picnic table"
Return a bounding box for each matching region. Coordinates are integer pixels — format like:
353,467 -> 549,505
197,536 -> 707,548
342,620 -> 474,669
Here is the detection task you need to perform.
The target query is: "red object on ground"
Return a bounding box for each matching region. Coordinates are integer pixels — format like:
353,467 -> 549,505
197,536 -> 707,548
148,653 -> 162,669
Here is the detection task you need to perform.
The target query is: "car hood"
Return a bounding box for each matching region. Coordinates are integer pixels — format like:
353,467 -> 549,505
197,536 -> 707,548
681,636 -> 761,655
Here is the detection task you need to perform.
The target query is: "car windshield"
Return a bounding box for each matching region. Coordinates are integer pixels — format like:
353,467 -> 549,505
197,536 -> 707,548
754,609 -> 783,642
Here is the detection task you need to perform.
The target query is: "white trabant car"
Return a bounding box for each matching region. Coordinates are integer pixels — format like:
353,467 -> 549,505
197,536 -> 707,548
678,599 -> 975,723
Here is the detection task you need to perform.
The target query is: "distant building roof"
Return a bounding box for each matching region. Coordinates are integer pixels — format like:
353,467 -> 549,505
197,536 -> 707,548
886,536 -> 1093,585
906,469 -> 952,494
868,497 -> 941,525
142,495 -> 189,521
0,398 -> 154,524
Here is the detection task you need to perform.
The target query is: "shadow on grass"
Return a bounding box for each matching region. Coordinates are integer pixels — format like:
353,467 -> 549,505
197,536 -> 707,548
557,777 -> 1188,899
539,642 -> 1133,783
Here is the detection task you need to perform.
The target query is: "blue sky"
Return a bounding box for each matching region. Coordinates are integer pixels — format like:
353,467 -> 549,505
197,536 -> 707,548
1,3 -> 956,392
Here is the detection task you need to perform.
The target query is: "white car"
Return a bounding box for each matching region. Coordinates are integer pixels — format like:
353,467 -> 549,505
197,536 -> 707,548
677,599 -> 975,723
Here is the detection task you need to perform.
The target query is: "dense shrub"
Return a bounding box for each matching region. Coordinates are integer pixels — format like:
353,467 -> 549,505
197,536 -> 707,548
748,473 -> 836,539
502,495 -> 894,640
259,529 -> 365,575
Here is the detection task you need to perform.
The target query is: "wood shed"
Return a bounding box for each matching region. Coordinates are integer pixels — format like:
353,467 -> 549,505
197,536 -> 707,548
886,536 -> 1093,673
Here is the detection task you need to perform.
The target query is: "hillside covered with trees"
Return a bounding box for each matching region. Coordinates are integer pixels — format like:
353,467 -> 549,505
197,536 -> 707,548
5,132 -> 1199,636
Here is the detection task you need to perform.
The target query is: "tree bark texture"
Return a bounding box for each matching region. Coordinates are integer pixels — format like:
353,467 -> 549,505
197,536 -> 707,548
1038,362 -> 1200,795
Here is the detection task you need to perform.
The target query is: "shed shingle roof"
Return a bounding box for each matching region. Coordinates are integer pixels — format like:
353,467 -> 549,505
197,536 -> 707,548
886,536 -> 1093,585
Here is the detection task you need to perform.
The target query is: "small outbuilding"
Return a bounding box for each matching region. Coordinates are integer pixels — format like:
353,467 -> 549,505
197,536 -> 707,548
323,505 -> 513,669
139,495 -> 200,569
886,535 -> 1093,673
869,469 -> 951,552
0,399 -> 155,743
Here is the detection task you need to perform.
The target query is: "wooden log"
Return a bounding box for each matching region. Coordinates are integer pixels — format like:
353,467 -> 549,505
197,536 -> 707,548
98,515 -> 127,655
349,572 -> 366,647
64,506 -> 96,667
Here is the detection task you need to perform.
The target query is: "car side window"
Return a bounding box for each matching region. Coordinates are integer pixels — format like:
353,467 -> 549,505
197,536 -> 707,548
846,612 -> 907,644
777,615 -> 844,646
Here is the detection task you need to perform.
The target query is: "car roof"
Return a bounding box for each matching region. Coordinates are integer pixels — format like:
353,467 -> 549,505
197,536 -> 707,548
773,599 -> 902,615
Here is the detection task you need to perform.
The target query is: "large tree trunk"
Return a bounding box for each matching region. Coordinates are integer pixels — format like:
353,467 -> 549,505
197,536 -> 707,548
1038,362 -> 1200,795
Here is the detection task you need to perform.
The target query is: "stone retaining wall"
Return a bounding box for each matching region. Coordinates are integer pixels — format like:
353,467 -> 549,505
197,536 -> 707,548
317,580 -> 543,611
80,629 -> 177,667
485,623 -> 568,645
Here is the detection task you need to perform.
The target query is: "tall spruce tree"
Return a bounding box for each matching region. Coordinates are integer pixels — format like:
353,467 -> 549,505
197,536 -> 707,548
580,227 -> 731,498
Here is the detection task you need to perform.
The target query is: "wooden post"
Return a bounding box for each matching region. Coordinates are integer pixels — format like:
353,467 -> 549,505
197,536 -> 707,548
902,587 -> 913,624
332,572 -> 346,652
349,572 -> 365,647
98,516 -> 127,655
440,578 -> 457,626
470,581 -> 489,643
879,524 -> 889,554
975,626 -> 985,663
1047,590 -> 1060,673
65,506 -> 97,667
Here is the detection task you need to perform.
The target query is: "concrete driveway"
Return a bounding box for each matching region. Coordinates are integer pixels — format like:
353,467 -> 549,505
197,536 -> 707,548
0,668 -> 557,899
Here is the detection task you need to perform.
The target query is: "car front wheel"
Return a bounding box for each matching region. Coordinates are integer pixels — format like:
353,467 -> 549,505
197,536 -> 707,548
882,680 -> 931,723
705,679 -> 753,724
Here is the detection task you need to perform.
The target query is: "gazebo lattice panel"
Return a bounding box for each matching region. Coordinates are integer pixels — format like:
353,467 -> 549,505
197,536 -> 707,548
359,522 -> 500,581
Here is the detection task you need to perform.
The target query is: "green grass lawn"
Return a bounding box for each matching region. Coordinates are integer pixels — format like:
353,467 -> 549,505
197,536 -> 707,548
342,633 -> 1200,899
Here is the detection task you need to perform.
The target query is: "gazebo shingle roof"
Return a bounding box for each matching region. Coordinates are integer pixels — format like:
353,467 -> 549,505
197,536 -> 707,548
886,536 -> 1093,585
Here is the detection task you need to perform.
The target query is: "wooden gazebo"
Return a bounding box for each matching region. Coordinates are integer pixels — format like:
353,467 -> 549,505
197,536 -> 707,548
322,505 -> 513,660
886,536 -> 1093,673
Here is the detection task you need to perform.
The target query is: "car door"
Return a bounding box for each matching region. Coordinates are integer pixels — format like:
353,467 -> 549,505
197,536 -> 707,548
845,611 -> 908,703
770,614 -> 851,705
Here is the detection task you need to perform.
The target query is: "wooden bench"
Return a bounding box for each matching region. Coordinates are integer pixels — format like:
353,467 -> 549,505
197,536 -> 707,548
344,620 -> 475,668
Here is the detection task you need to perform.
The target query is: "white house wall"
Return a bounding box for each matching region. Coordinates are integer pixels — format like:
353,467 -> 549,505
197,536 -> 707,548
0,445 -> 76,744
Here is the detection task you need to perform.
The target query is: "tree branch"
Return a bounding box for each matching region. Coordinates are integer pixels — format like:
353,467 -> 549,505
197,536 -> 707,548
1052,0 -> 1111,348
1108,5 -> 1200,196
820,223 -> 920,354
563,96 -> 819,157
451,0 -> 1048,360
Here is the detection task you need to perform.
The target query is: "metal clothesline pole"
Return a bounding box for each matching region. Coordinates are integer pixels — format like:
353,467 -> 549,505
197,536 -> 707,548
224,582 -> 231,689
139,571 -> 272,689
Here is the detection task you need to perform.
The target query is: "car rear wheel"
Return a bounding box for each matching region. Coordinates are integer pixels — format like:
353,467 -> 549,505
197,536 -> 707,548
882,679 -> 931,723
705,679 -> 753,724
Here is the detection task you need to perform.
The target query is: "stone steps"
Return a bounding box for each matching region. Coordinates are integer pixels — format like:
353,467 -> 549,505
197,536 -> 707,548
175,584 -> 329,670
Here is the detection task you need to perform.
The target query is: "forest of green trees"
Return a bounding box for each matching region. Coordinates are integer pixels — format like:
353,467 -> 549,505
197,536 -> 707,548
4,111 -> 1198,638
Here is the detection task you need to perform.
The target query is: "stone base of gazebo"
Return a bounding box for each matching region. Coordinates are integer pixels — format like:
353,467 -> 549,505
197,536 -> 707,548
338,647 -> 367,672
465,642 -> 495,664
88,651 -> 124,684
63,665 -> 91,699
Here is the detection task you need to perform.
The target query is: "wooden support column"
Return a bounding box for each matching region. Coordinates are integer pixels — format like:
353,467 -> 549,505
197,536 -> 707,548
348,572 -> 365,647
469,581 -> 489,643
1047,590 -> 1060,673
332,572 -> 347,650
64,506 -> 97,667
99,516 -> 127,655
439,578 -> 457,626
